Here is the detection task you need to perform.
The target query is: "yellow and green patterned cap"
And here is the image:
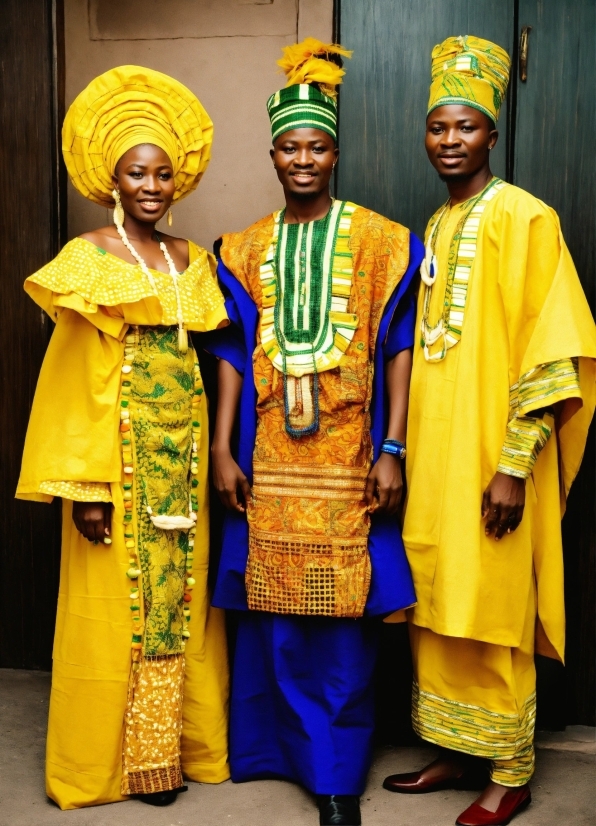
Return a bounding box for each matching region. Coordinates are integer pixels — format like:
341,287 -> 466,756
267,84 -> 338,142
428,35 -> 511,124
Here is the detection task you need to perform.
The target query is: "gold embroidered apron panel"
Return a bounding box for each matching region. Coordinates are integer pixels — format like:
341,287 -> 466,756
247,463 -> 371,617
121,327 -> 198,794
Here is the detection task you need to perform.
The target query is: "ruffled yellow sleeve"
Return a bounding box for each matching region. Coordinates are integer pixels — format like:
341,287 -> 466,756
24,238 -> 164,337
24,237 -> 229,336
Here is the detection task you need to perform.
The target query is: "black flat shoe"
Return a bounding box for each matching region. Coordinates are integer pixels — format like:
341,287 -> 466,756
136,785 -> 188,806
317,794 -> 362,825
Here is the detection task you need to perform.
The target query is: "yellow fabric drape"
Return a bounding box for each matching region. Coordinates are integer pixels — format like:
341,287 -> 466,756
403,185 -> 596,661
16,240 -> 230,809
45,395 -> 229,809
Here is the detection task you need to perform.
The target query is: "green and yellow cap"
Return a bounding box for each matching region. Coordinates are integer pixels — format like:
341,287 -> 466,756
428,35 -> 511,124
267,37 -> 352,143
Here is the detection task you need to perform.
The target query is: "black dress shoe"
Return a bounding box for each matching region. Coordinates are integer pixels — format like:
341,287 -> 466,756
316,794 -> 361,825
136,785 -> 188,806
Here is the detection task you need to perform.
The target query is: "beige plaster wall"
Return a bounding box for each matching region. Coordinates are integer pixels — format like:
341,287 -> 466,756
65,0 -> 333,249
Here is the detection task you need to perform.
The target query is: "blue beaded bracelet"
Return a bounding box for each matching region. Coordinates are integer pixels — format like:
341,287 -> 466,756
381,439 -> 406,459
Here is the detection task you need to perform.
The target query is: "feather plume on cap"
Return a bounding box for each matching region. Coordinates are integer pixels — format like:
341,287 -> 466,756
277,37 -> 352,100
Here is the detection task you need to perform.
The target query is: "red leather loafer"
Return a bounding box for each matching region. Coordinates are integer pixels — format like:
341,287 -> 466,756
455,785 -> 531,825
383,764 -> 488,794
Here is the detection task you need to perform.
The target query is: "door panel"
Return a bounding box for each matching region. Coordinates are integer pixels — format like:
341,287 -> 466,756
0,0 -> 64,669
336,0 -> 513,239
514,0 -> 595,725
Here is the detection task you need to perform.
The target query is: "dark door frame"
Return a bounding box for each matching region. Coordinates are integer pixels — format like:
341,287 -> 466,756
0,0 -> 66,670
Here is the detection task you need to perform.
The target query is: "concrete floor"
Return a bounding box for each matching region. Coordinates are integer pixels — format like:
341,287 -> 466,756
0,669 -> 594,826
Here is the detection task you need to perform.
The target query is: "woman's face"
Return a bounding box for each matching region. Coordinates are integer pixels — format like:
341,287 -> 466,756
270,128 -> 338,197
112,143 -> 175,222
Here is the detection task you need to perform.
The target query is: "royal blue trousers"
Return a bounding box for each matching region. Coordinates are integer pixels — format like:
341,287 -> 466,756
229,612 -> 379,795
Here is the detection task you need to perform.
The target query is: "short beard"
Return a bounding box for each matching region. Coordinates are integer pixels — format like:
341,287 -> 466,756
289,186 -> 328,200
438,171 -> 473,183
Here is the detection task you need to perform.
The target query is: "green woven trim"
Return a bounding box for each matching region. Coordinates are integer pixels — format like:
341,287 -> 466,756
271,113 -> 337,142
268,84 -> 338,142
427,98 -> 497,125
412,681 -> 536,761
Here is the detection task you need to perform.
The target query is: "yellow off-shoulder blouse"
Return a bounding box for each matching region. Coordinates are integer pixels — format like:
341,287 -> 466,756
17,237 -> 228,503
24,236 -> 228,338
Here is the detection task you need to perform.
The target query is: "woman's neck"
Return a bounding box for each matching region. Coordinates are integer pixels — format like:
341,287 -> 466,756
283,189 -> 333,224
122,214 -> 158,243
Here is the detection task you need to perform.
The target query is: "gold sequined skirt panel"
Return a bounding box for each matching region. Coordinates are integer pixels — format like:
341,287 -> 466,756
122,654 -> 185,794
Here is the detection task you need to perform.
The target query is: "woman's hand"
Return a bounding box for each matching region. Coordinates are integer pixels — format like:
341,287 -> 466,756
212,445 -> 252,513
365,453 -> 404,516
72,501 -> 112,543
482,472 -> 526,540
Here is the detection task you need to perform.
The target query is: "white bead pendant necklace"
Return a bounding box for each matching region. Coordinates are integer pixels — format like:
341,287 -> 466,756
112,190 -> 188,352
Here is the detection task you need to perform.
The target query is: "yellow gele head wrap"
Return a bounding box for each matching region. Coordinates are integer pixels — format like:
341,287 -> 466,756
62,65 -> 213,207
428,35 -> 511,124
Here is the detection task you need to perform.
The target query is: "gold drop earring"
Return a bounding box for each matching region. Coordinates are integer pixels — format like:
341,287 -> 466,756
167,208 -> 173,227
112,188 -> 124,230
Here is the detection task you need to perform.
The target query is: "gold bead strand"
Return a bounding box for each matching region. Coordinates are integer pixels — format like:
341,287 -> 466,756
121,326 -> 143,664
159,239 -> 188,353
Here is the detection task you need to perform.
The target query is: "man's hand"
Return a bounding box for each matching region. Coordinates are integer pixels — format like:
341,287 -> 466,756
72,501 -> 112,543
212,445 -> 252,513
364,453 -> 403,516
482,472 -> 526,540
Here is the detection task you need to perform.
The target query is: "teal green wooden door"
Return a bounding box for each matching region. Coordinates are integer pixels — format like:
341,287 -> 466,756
513,0 -> 595,727
336,0 -> 513,239
338,0 -> 595,726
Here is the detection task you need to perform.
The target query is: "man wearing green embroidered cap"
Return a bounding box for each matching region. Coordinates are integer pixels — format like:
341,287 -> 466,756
204,37 -> 424,826
383,35 -> 596,826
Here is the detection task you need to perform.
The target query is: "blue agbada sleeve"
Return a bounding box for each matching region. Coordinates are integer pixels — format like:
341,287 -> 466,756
365,232 -> 423,616
203,259 -> 259,611
384,288 -> 417,361
202,294 -> 247,376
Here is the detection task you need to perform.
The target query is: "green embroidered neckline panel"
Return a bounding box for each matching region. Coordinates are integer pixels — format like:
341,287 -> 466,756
260,200 -> 359,378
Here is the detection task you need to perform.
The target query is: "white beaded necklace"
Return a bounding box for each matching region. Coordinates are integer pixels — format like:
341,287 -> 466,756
112,190 -> 188,352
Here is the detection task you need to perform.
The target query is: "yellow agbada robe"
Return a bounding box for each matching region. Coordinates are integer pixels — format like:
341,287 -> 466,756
17,239 -> 230,809
402,184 -> 596,783
404,184 -> 596,655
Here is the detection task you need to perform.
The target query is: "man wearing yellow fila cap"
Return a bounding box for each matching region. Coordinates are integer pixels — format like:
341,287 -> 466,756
383,35 -> 596,826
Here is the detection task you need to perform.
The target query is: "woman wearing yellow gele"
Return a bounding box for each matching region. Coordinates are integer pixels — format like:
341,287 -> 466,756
16,66 -> 230,809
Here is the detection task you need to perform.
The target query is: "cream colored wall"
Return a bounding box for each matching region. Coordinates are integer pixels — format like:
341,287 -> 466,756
65,0 -> 333,249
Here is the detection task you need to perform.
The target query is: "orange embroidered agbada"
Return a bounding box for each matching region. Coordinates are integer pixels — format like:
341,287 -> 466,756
217,203 -> 413,618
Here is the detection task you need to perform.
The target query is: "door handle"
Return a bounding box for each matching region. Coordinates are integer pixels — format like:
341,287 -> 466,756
519,26 -> 532,82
